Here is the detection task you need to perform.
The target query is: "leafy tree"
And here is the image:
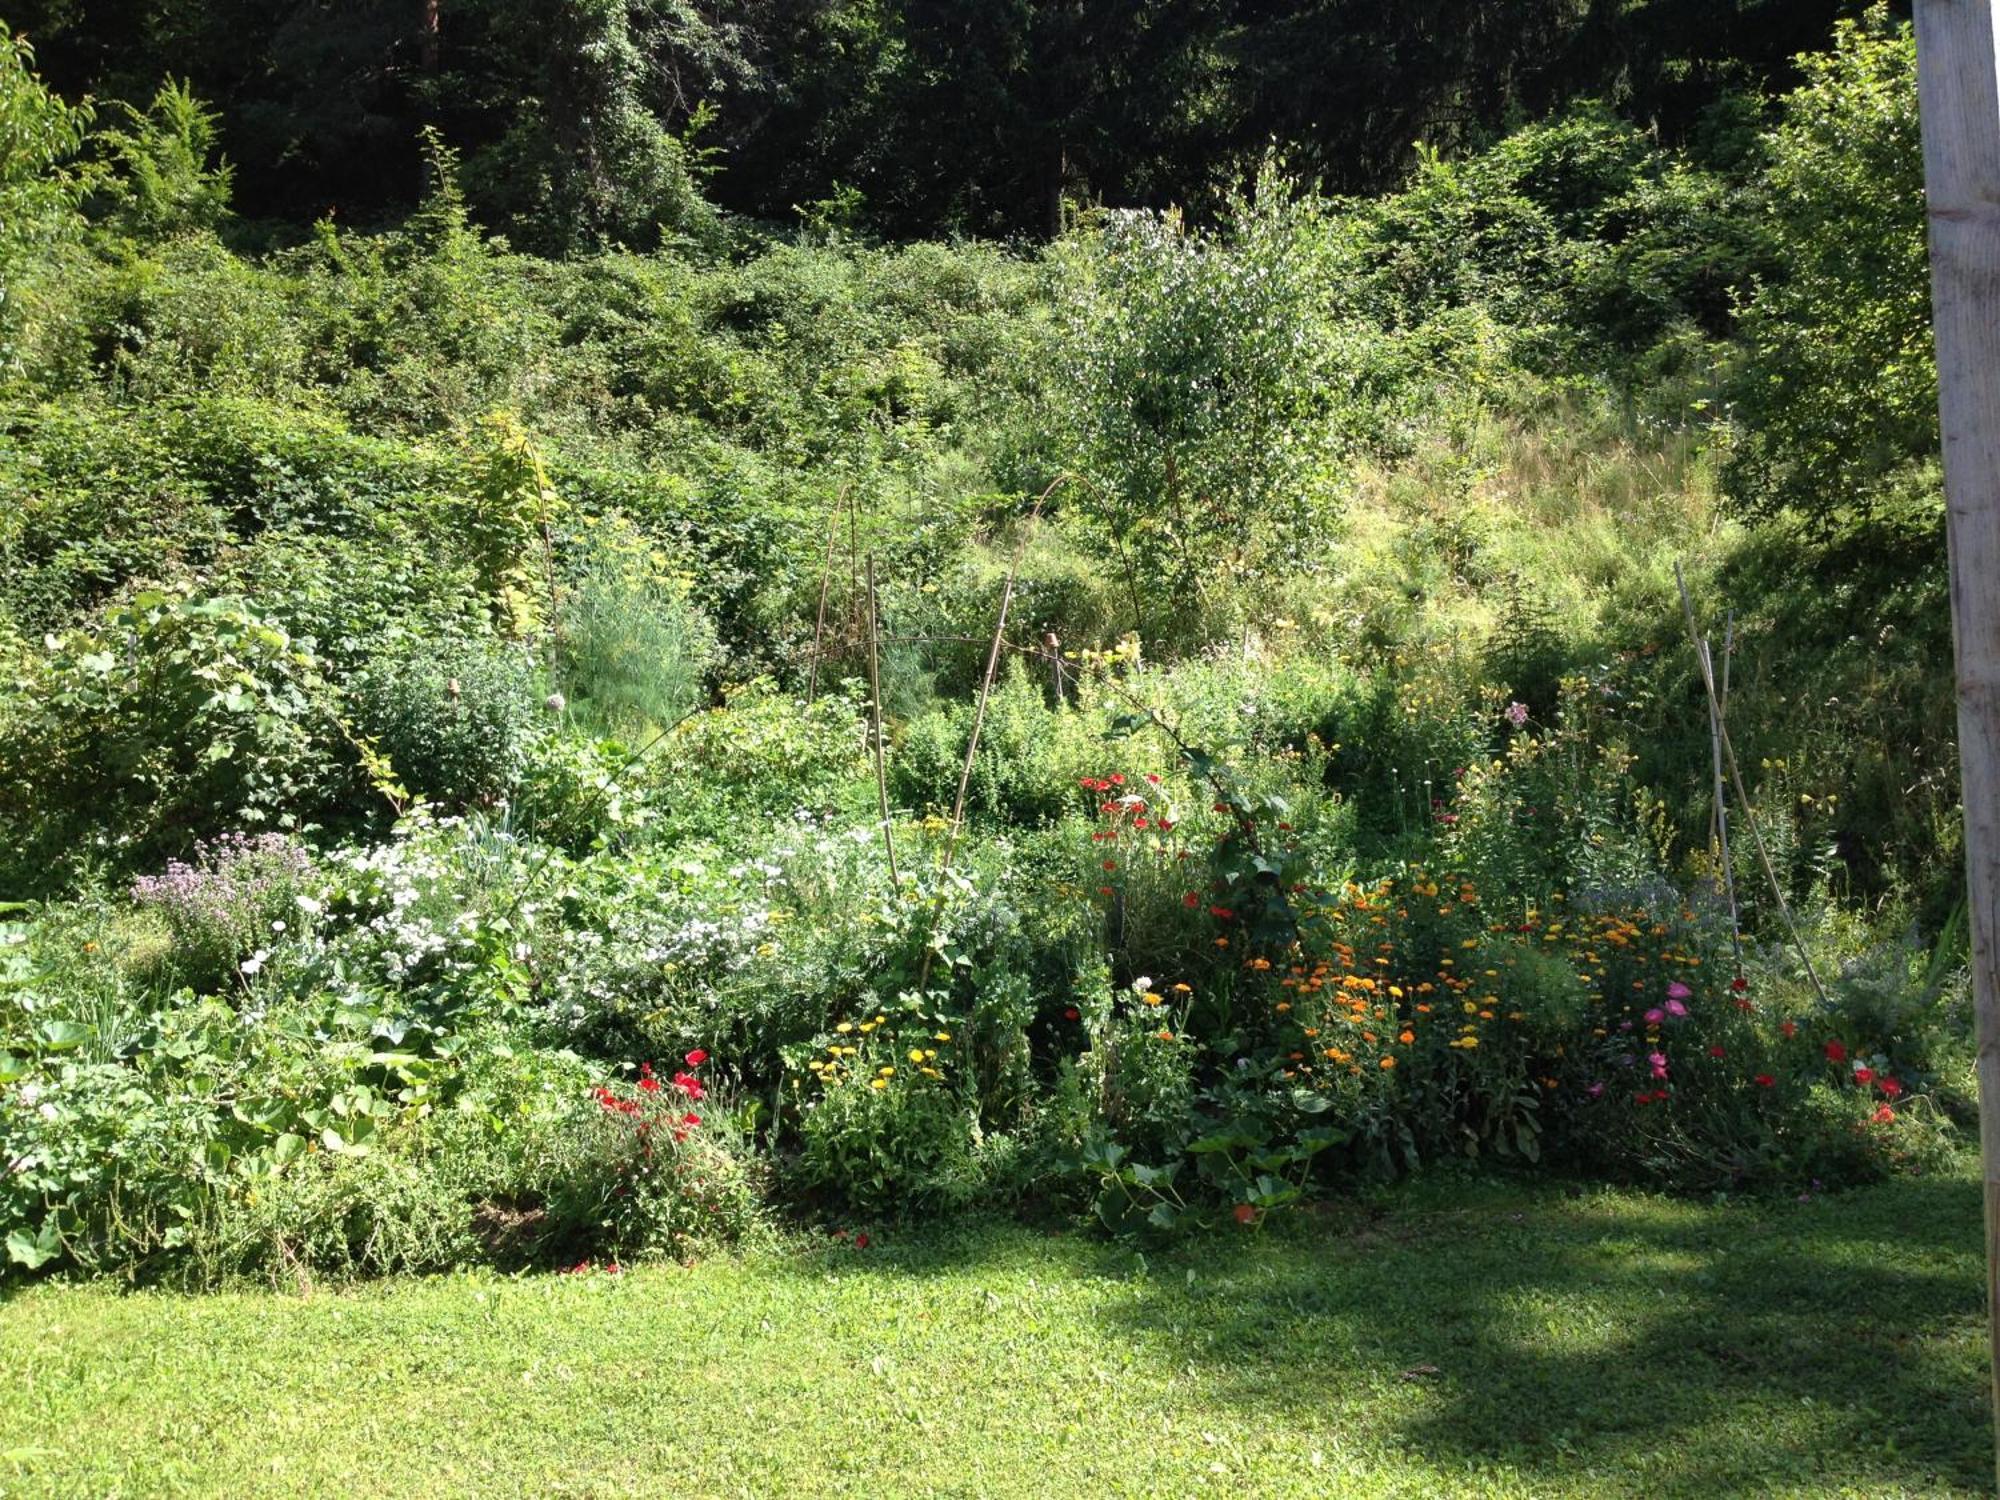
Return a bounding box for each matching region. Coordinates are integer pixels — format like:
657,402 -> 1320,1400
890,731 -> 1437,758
1727,8 -> 1930,524
1048,169 -> 1353,620
0,25 -> 91,370
88,77 -> 232,238
445,0 -> 725,254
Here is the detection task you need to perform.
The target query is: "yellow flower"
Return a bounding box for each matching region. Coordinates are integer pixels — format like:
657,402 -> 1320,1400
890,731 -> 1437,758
878,1066 -> 895,1077
935,1031 -> 952,1043
870,1078 -> 888,1091
836,1022 -> 853,1034
909,1048 -> 926,1063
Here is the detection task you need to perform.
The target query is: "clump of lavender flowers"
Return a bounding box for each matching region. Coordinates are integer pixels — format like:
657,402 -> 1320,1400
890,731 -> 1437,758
133,832 -> 316,993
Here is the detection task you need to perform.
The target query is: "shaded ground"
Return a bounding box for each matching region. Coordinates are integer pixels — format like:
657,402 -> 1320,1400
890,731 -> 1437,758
0,1164 -> 1987,1497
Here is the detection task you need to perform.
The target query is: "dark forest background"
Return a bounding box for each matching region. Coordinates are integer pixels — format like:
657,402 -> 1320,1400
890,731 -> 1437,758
5,0 -> 1874,243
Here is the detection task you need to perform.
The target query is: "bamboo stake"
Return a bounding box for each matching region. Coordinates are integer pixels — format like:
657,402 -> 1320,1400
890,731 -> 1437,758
864,554 -> 899,885
1716,614 -> 1742,966
1701,627 -> 1743,969
1676,566 -> 1828,1006
1913,5 -> 2000,1477
916,477 -> 1069,990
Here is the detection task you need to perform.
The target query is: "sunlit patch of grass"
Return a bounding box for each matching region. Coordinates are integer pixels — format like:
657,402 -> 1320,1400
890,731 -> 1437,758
1,1161 -> 1986,1498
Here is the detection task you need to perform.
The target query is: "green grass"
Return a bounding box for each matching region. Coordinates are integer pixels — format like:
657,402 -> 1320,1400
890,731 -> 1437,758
0,1165 -> 1988,1498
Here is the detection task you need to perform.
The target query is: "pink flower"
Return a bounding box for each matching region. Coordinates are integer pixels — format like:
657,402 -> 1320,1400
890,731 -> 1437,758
1666,981 -> 1692,1002
1644,1008 -> 1664,1026
1505,702 -> 1529,728
1648,1051 -> 1669,1081
1664,998 -> 1688,1019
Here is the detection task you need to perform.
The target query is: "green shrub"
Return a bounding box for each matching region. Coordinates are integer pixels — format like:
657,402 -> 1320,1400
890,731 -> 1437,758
0,592 -> 351,892
784,1055 -> 983,1216
555,515 -> 717,732
349,636 -> 545,811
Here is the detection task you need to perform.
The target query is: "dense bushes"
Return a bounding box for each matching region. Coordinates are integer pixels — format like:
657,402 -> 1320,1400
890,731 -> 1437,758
0,14 -> 1975,1286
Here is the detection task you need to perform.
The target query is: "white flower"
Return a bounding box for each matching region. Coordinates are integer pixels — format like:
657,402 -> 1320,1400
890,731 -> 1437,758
240,949 -> 269,976
296,895 -> 322,915
545,692 -> 567,713
1130,976 -> 1154,995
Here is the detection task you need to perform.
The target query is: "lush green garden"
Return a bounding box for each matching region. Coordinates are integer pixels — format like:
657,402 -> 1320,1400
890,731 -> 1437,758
0,6 -> 1988,1485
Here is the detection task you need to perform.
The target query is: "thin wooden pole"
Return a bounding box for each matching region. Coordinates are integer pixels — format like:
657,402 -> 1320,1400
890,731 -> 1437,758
864,554 -> 899,886
1717,613 -> 1742,966
916,477 -> 1069,991
1914,3 -> 2000,1476
1676,567 -> 1830,1007
1700,625 -> 1743,969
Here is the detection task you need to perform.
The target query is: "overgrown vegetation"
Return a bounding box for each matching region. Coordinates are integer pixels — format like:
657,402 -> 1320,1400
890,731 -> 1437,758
0,10 -> 1974,1292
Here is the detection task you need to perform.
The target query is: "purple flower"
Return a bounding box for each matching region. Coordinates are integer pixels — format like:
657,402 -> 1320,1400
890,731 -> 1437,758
1505,702 -> 1530,728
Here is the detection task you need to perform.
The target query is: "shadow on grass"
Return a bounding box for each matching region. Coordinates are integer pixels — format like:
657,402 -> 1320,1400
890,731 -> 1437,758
1084,1168 -> 1991,1495
798,1166 -> 1988,1494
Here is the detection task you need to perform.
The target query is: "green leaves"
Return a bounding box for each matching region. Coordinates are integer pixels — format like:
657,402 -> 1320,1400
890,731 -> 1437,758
5,1221 -> 60,1270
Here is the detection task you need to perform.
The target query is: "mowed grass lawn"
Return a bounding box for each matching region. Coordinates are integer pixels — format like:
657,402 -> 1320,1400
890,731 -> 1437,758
0,1164 -> 1989,1499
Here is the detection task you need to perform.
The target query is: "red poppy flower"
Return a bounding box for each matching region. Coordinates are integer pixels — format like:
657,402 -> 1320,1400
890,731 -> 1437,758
1183,892 -> 1200,908
1871,1104 -> 1896,1125
1064,1006 -> 1080,1021
637,1074 -> 661,1094
1232,1203 -> 1257,1226
1730,976 -> 1749,992
1103,859 -> 1117,871
1880,1077 -> 1903,1099
672,1072 -> 706,1100
1853,1066 -> 1874,1085
1109,774 -> 1125,786
684,1049 -> 708,1067
1708,1046 -> 1726,1059
853,1232 -> 870,1249
682,1112 -> 701,1126
1780,1020 -> 1797,1039
1824,1039 -> 1847,1063
1754,1073 -> 1775,1088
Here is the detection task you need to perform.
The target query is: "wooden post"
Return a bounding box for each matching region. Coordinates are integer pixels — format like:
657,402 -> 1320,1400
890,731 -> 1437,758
864,555 -> 899,886
1914,1 -> 2000,1480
